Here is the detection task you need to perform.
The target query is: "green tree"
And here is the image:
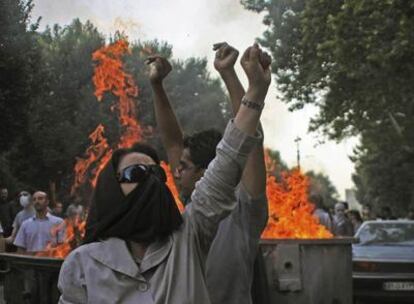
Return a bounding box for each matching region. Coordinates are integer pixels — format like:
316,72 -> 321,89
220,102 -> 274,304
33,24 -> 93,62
242,0 -> 414,213
242,0 -> 414,141
0,0 -> 42,192
0,0 -> 40,148
352,123 -> 414,216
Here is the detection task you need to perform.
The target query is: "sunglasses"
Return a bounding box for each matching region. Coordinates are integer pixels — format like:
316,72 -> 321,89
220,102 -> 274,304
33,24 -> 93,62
117,164 -> 167,184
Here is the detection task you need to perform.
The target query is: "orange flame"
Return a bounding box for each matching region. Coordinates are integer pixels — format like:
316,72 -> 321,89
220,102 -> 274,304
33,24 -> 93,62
71,124 -> 113,194
37,216 -> 86,259
92,39 -> 142,149
262,151 -> 333,239
71,39 -> 142,196
59,39 -> 145,258
161,161 -> 184,212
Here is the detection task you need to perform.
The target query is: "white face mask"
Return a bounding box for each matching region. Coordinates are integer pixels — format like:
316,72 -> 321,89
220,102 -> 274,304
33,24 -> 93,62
20,195 -> 31,208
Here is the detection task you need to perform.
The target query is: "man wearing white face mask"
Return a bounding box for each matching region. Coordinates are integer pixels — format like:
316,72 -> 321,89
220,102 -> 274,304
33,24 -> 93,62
5,191 -> 35,245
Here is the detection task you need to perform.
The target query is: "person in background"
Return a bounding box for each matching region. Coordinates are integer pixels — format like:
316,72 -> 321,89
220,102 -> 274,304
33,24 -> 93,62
0,187 -> 13,237
14,191 -> 64,254
0,188 -> 9,205
52,201 -> 64,218
361,204 -> 376,221
333,202 -> 354,236
348,210 -> 363,234
5,190 -> 35,245
310,192 -> 333,232
8,191 -> 24,227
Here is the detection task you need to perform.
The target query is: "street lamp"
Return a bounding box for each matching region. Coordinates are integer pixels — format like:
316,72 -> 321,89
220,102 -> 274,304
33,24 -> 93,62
294,136 -> 302,170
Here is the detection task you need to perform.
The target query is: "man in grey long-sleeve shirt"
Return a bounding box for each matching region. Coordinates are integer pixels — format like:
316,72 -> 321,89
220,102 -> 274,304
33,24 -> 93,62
148,42 -> 271,304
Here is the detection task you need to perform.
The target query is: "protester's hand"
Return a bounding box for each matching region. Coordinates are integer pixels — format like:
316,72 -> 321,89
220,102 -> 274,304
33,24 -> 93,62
146,56 -> 172,84
259,51 -> 271,71
213,42 -> 239,73
240,43 -> 272,98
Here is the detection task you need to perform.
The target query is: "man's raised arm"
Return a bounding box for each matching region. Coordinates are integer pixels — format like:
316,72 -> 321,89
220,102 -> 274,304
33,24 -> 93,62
147,56 -> 183,172
213,42 -> 271,199
189,44 -> 271,251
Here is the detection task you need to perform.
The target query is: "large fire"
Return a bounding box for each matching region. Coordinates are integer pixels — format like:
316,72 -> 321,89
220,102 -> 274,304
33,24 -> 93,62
261,149 -> 333,239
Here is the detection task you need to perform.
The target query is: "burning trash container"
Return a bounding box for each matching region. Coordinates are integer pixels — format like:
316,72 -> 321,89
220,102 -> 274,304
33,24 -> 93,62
260,238 -> 353,304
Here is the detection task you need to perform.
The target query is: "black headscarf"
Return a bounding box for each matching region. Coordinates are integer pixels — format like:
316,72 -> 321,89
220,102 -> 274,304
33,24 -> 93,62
83,147 -> 183,244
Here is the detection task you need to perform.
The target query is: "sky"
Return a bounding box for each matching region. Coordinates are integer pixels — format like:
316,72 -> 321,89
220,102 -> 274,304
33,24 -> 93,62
32,0 -> 358,199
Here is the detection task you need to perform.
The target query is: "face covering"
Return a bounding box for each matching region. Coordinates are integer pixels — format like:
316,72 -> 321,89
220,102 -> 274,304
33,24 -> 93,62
20,195 -> 31,208
83,149 -> 183,244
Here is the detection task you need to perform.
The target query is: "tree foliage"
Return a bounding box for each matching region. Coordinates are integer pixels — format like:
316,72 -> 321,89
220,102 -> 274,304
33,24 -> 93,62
242,0 -> 414,214
0,0 -> 41,151
352,123 -> 414,215
242,0 -> 414,140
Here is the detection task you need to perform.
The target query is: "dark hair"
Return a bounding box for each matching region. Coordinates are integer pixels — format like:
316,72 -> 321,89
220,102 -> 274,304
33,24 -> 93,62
130,142 -> 160,164
342,201 -> 349,210
34,191 -> 49,200
183,129 -> 222,169
112,143 -> 160,170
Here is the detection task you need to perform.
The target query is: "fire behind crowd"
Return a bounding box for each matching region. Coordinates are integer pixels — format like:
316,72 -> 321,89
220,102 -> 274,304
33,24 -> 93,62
1,1 -> 414,304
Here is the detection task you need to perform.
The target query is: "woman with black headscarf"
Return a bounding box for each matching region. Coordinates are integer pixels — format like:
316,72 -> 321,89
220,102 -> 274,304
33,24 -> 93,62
58,43 -> 270,304
82,143 -> 183,246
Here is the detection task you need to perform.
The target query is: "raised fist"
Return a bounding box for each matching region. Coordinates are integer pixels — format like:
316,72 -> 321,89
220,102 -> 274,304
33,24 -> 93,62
240,43 -> 272,90
146,56 -> 172,84
213,42 -> 239,72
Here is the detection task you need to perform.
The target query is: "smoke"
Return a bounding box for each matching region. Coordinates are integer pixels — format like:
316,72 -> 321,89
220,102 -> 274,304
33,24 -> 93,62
32,0 -> 94,29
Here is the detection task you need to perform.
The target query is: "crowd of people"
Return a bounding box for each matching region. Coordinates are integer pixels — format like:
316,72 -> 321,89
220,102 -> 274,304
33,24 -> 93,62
0,187 -> 84,254
311,193 -> 414,237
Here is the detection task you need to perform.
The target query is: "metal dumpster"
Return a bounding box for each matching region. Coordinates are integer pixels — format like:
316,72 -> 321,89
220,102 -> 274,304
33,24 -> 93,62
0,239 -> 353,304
0,253 -> 63,304
260,238 -> 354,304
